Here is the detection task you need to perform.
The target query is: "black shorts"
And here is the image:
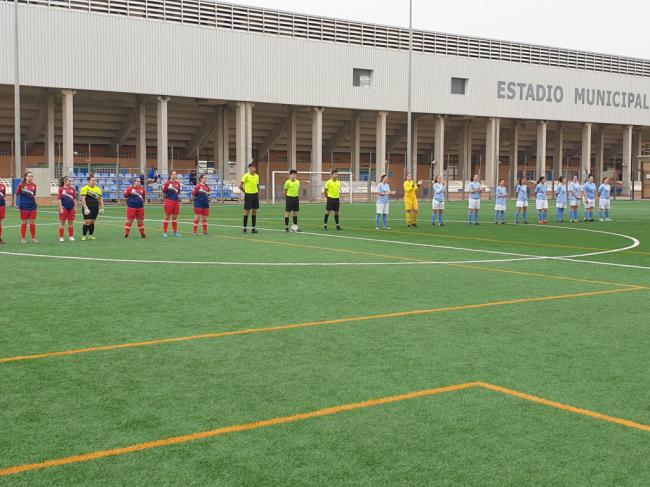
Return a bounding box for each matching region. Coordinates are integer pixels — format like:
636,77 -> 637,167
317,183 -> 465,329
85,204 -> 99,220
326,197 -> 340,212
285,196 -> 300,212
244,193 -> 260,210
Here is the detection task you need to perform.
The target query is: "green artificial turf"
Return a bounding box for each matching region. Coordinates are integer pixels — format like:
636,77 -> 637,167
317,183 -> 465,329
1,200 -> 649,486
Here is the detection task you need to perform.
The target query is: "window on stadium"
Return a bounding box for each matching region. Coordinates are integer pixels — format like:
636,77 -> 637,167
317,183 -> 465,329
353,68 -> 373,88
451,77 -> 468,95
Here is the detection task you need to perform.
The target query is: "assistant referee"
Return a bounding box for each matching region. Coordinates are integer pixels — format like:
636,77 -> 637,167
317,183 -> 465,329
80,174 -> 104,241
240,163 -> 260,234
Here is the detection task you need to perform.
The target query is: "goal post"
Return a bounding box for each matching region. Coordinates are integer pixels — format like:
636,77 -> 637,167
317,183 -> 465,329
271,171 -> 354,205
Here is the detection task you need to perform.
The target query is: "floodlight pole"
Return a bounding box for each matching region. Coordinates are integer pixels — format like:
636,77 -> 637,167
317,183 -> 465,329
14,0 -> 21,186
406,0 -> 413,178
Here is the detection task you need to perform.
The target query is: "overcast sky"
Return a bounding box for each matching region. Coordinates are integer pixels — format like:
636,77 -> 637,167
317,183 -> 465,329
236,0 -> 650,59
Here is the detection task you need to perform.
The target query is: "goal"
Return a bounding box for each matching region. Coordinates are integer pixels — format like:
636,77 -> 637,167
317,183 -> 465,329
271,171 -> 354,205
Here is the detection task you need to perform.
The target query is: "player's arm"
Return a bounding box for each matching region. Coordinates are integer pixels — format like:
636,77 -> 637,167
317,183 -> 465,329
238,176 -> 245,193
14,183 -> 21,207
58,189 -> 64,212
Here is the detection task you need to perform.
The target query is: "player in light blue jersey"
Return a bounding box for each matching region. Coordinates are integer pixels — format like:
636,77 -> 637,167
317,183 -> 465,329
568,176 -> 582,223
535,176 -> 549,224
598,177 -> 612,222
494,179 -> 507,224
515,176 -> 529,224
432,175 -> 446,226
467,175 -> 482,225
375,174 -> 394,230
555,176 -> 567,223
582,175 -> 597,222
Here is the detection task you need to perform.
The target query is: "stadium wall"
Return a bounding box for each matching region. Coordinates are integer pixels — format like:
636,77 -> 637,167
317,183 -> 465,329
0,3 -> 649,126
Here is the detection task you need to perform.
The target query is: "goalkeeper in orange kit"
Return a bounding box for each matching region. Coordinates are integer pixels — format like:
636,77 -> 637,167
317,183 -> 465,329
403,173 -> 421,227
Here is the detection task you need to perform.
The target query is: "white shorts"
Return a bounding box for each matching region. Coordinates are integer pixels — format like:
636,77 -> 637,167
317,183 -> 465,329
515,200 -> 528,208
432,200 -> 445,210
536,200 -> 549,210
556,202 -> 566,209
494,204 -> 506,212
376,203 -> 389,215
584,199 -> 595,209
569,199 -> 580,207
468,199 -> 481,210
599,199 -> 611,210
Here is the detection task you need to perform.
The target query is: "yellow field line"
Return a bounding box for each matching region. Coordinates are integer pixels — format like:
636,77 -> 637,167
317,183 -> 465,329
448,263 -> 646,289
0,287 -> 643,365
478,382 -> 650,433
2,380 -> 649,477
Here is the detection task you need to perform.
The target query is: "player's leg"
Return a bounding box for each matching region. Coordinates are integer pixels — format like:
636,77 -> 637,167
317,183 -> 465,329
68,212 -> 75,240
293,210 -> 299,228
243,208 -> 250,232
163,202 -> 171,236
125,207 -> 135,238
334,207 -> 341,230
29,213 -> 37,242
20,213 -> 27,242
202,209 -> 209,235
0,207 -> 4,243
137,211 -> 146,237
285,209 -> 290,231
251,208 -> 258,233
59,210 -> 66,240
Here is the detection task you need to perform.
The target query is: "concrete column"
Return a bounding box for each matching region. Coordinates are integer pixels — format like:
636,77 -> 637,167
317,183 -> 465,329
287,109 -> 297,170
536,121 -> 547,180
45,94 -> 55,180
156,96 -> 169,175
509,123 -> 519,193
222,108 -> 230,166
553,124 -> 564,181
245,102 -> 253,164
350,112 -> 361,180
214,107 -> 223,166
485,117 -> 499,189
622,125 -> 633,196
411,116 -> 420,178
375,111 -> 387,180
136,100 -> 147,174
581,123 -> 592,179
633,130 -> 642,188
595,127 -> 605,182
459,120 -> 472,183
61,89 -> 75,176
235,102 -> 246,176
311,107 -> 323,198
434,115 -> 445,178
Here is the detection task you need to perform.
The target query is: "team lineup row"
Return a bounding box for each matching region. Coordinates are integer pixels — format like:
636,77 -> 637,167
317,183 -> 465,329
0,166 -> 615,244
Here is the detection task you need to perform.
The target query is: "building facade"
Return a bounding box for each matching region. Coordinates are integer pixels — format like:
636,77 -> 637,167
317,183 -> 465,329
0,0 -> 648,194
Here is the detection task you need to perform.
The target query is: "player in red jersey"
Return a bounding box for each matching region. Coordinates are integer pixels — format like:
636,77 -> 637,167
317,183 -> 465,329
16,171 -> 38,243
192,174 -> 211,235
0,180 -> 6,244
123,178 -> 146,238
58,176 -> 77,242
162,170 -> 182,238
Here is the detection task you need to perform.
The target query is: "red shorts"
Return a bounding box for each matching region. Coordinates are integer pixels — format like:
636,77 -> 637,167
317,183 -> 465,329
127,207 -> 145,221
194,207 -> 210,217
20,209 -> 37,220
164,199 -> 180,217
59,208 -> 76,222
0,206 -> 5,220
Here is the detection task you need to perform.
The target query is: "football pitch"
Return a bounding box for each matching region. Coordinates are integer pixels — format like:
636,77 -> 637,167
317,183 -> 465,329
1,200 -> 649,485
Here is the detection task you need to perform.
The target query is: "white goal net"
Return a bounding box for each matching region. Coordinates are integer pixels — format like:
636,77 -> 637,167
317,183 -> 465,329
271,171 -> 354,205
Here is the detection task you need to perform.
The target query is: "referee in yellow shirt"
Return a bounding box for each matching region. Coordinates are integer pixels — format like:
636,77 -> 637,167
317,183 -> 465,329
284,169 -> 301,232
239,163 -> 260,234
403,173 -> 421,227
323,169 -> 343,231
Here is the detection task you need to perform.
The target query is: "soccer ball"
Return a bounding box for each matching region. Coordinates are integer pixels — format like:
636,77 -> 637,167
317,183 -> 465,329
290,224 -> 299,233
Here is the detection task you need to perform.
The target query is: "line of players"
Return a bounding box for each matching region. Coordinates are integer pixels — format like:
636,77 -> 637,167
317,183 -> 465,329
0,167 -> 614,244
377,172 -> 614,228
